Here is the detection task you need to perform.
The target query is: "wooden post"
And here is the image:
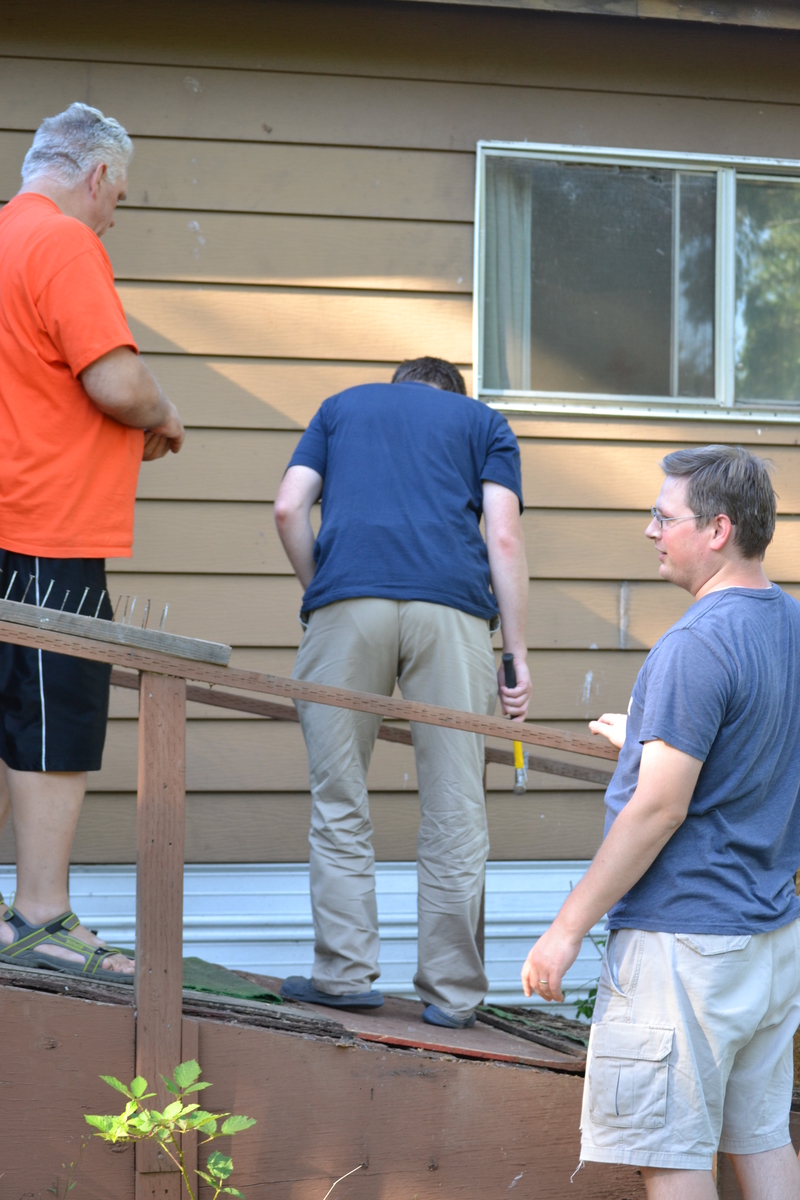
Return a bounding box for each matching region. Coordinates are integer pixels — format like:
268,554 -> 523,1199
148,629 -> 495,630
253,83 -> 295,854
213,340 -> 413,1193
135,672 -> 187,1198
180,1019 -> 200,1200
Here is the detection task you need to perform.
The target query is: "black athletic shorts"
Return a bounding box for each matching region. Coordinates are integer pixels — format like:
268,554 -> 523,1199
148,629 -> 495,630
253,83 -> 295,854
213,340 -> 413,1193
0,549 -> 113,772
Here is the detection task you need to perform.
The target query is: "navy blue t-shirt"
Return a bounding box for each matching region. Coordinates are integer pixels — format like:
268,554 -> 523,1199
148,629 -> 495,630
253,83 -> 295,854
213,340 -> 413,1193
606,585 -> 800,935
287,382 -> 523,619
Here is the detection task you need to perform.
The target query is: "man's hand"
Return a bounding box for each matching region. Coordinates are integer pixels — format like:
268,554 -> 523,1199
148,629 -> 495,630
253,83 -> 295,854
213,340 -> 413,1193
80,346 -> 184,453
519,739 -> 702,1003
142,412 -> 185,460
521,918 -> 584,1002
498,656 -> 532,721
589,712 -> 628,750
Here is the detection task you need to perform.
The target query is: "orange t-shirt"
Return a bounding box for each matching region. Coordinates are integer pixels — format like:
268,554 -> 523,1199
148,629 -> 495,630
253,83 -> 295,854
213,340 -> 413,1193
0,193 -> 143,557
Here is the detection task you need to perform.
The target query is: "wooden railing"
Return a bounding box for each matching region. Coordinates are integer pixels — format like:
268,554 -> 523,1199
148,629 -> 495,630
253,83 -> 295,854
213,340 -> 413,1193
0,606 -> 618,1197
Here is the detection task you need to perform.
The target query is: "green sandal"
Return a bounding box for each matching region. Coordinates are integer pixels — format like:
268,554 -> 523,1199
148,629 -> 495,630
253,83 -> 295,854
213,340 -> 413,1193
0,907 -> 135,983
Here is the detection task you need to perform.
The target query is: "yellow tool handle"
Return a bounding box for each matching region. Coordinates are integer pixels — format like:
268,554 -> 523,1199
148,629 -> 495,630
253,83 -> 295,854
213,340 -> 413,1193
513,740 -> 525,771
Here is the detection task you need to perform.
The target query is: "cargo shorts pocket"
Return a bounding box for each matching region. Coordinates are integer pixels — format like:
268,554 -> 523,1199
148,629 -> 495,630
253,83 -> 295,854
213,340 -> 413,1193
588,1023 -> 674,1130
675,934 -> 751,955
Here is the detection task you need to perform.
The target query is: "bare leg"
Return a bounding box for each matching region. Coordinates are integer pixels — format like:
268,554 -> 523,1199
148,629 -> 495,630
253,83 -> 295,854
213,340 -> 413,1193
729,1144 -> 800,1200
641,1168 -> 718,1199
0,767 -> 132,974
0,759 -> 9,839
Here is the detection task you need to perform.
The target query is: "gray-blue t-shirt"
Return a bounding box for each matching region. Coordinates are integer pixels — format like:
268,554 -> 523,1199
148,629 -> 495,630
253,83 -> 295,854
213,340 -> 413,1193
606,585 -> 800,934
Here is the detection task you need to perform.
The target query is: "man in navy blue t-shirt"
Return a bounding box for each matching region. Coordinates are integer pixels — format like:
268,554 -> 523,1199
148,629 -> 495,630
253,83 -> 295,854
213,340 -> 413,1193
274,356 -> 530,1028
522,446 -> 800,1198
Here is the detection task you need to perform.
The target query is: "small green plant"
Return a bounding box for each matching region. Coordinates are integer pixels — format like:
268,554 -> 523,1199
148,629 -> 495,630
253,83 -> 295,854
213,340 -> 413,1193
46,1141 -> 86,1197
84,1059 -> 256,1200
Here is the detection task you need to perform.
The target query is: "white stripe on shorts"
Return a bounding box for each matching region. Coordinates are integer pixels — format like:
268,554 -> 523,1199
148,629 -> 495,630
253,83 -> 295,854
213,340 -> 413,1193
35,558 -> 46,771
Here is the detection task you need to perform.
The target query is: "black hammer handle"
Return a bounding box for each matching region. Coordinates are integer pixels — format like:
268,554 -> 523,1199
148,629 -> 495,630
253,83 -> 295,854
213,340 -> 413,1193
502,652 -> 516,689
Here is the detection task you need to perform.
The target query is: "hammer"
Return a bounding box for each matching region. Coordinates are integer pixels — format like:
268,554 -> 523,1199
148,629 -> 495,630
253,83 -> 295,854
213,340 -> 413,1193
502,653 -> 528,795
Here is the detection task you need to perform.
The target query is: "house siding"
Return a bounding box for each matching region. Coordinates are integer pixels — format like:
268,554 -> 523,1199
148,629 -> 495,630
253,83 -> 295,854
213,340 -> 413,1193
0,0 -> 798,865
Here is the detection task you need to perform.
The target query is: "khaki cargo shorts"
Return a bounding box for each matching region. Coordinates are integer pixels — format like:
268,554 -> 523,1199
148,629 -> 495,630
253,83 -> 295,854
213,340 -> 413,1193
580,920 -> 800,1171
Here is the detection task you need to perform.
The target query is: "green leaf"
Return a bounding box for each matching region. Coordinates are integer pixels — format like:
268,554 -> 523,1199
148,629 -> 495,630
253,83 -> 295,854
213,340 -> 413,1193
182,1080 -> 213,1094
173,1059 -> 202,1088
164,1079 -> 180,1095
222,1189 -> 245,1198
163,1100 -> 184,1121
129,1076 -> 149,1098
84,1115 -> 115,1132
221,1115 -> 256,1135
206,1151 -> 233,1179
67,1184 -> 76,1193
100,1075 -> 132,1098
196,1171 -> 213,1186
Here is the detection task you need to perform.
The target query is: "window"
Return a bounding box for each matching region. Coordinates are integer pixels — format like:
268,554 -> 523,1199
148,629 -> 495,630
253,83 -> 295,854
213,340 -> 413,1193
475,143 -> 800,421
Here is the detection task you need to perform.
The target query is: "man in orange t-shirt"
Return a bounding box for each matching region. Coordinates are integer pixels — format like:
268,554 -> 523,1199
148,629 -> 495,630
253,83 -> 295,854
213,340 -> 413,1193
0,103 -> 184,981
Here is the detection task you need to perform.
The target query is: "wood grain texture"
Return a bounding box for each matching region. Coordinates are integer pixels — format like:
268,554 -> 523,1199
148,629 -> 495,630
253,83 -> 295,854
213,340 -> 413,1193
194,1018 -> 645,1199
106,210 -> 472,292
0,985 -> 135,1198
0,597 -> 230,665
135,673 -> 186,1176
408,0 -> 800,30
119,284 -> 472,363
3,56 -> 800,160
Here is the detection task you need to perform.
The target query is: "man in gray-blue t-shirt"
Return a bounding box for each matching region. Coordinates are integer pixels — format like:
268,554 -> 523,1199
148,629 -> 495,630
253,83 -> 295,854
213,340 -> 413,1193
521,445 -> 800,1198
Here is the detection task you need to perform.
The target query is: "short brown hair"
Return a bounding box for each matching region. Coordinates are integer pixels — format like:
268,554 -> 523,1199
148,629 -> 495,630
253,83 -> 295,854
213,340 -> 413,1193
660,445 -> 776,560
391,357 -> 466,395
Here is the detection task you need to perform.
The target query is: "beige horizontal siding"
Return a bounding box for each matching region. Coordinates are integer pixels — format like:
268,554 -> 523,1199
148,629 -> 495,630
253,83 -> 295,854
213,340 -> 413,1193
102,575 -> 696,650
141,357 -> 403,431
107,649 -> 644,723
98,720 -> 597,792
134,431 -> 800,513
0,134 -> 476,222
4,9 -> 800,864
120,284 -> 472,363
108,503 -> 800,581
0,790 -> 606,864
106,211 -> 472,293
3,57 -> 800,159
1,0 -> 798,105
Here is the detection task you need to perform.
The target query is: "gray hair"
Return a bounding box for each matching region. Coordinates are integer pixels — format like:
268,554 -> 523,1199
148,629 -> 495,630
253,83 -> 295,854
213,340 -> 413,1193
21,102 -> 133,187
660,444 -> 776,560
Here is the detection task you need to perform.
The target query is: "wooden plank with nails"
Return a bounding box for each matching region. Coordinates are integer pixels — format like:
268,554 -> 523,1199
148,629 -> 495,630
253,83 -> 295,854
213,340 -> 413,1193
109,667 -> 616,785
0,621 -> 617,761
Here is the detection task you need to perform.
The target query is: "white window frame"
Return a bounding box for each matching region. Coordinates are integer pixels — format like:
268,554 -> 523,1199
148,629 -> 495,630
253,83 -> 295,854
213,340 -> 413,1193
474,141 -> 800,423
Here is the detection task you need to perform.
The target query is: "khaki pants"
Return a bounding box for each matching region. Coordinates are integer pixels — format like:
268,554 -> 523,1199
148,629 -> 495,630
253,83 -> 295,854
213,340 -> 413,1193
293,598 -> 498,1018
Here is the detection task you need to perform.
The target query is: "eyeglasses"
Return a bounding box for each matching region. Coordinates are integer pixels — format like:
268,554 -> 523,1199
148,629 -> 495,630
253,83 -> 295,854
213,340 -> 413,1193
649,507 -> 700,531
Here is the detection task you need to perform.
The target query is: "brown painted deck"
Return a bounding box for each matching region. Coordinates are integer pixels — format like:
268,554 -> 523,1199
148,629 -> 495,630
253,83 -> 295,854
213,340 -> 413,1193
0,973 -> 645,1199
